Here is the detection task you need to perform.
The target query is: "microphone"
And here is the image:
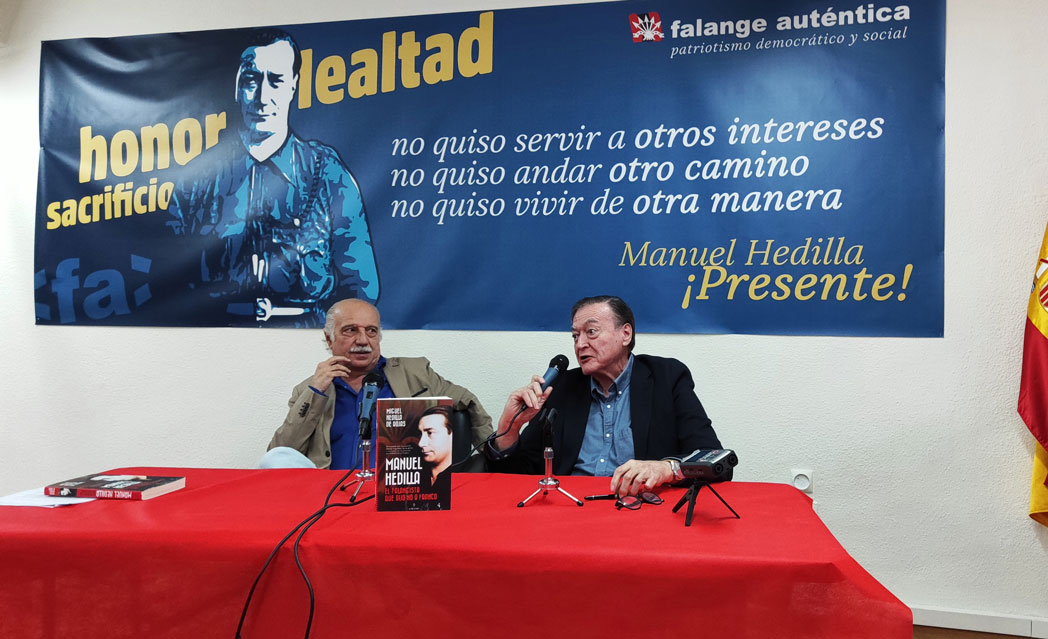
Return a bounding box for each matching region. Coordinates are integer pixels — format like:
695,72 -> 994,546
495,355 -> 570,450
357,372 -> 384,439
541,355 -> 570,391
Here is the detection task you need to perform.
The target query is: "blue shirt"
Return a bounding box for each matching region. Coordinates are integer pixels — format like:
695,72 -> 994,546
322,357 -> 395,470
573,355 -> 635,476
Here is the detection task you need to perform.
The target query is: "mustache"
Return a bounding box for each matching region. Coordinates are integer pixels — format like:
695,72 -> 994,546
349,345 -> 373,354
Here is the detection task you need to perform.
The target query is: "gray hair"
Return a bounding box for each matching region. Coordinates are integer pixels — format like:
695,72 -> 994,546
323,300 -> 382,351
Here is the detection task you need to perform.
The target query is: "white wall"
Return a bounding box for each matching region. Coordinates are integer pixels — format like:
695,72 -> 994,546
2,0 -> 1047,627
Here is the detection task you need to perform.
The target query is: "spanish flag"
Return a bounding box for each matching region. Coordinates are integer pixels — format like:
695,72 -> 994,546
1018,226 -> 1048,527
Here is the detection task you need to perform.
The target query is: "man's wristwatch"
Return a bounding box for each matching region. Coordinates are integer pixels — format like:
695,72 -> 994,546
665,458 -> 685,481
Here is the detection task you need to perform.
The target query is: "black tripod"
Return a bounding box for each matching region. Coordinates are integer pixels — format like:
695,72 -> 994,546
672,480 -> 740,527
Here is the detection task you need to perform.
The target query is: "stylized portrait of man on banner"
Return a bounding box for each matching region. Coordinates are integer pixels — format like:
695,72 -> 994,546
167,28 -> 379,327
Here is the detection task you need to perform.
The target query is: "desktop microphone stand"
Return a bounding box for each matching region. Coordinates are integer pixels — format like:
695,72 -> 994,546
517,446 -> 584,507
671,480 -> 740,527
348,438 -> 374,503
516,409 -> 583,508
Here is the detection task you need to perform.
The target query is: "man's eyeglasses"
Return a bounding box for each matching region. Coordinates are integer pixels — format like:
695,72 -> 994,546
616,491 -> 664,510
584,492 -> 664,510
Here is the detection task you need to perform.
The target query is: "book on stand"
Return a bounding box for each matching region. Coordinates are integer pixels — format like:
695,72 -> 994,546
376,396 -> 453,511
45,473 -> 186,500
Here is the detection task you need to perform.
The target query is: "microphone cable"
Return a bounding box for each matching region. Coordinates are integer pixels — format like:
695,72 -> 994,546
446,404 -> 528,472
447,354 -> 568,471
235,469 -> 374,639
290,497 -> 371,639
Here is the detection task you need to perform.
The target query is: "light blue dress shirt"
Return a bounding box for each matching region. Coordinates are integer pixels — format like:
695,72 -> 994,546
573,355 -> 635,476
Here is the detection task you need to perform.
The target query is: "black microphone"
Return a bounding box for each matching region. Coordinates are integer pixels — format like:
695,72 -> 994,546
357,372 -> 384,439
541,355 -> 570,391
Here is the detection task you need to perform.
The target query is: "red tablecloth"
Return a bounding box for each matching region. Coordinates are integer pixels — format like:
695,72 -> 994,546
0,468 -> 910,639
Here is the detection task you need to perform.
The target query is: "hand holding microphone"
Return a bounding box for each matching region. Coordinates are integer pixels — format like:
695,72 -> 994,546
492,355 -> 568,451
515,354 -> 568,418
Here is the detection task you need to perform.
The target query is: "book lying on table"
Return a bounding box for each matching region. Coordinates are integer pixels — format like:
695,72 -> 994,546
44,473 -> 186,500
376,396 -> 453,511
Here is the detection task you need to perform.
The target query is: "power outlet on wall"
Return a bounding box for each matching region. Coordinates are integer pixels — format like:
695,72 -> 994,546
791,468 -> 814,493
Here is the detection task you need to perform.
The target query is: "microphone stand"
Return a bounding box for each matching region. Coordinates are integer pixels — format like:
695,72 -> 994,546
517,409 -> 583,508
348,419 -> 374,503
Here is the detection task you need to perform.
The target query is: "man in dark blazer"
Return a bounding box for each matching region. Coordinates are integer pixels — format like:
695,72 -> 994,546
488,295 -> 721,496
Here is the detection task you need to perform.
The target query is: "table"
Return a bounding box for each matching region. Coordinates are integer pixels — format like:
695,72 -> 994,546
0,468 -> 910,639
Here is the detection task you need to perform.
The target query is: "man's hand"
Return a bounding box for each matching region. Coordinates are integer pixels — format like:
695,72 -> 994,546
610,459 -> 675,497
310,356 -> 353,393
491,375 -> 552,451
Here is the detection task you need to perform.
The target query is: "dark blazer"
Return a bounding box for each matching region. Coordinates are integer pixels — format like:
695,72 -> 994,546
490,354 -> 721,475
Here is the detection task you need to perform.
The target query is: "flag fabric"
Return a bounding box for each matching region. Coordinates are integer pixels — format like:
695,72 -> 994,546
1032,444 -> 1048,527
1017,225 -> 1048,526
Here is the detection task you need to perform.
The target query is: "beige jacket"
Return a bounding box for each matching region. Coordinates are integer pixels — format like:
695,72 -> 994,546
268,356 -> 493,469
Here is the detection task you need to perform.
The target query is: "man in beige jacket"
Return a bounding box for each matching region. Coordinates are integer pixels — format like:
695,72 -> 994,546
262,299 -> 492,469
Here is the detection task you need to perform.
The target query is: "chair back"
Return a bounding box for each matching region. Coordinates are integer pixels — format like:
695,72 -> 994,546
450,409 -> 472,464
450,409 -> 487,472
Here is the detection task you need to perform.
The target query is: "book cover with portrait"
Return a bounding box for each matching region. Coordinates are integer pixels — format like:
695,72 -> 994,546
376,396 -> 453,511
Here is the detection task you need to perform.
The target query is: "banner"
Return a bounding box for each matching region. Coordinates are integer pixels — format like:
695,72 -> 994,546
34,0 -> 945,334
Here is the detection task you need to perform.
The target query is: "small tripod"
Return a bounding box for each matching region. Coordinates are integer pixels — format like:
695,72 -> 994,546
516,408 -> 583,508
346,437 -> 374,503
672,480 -> 740,527
517,446 -> 584,507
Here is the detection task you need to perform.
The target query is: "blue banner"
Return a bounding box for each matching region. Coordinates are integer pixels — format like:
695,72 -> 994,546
34,0 -> 944,335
